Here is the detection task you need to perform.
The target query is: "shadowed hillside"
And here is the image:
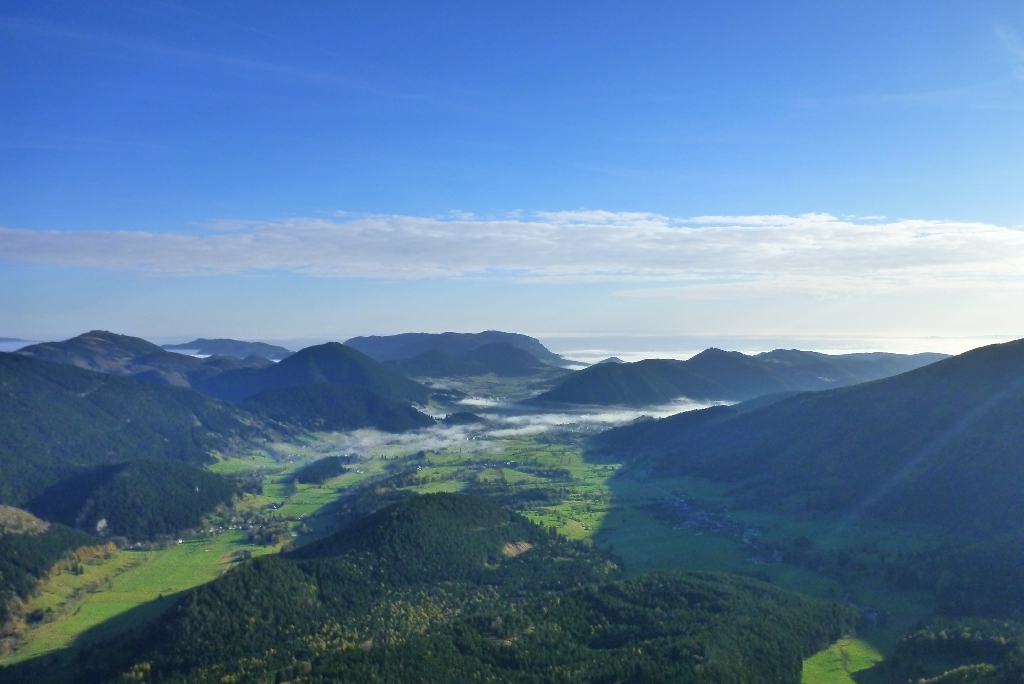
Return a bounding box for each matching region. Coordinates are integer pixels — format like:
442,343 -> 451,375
243,383 -> 435,432
592,338 -> 1024,531
0,354 -> 269,506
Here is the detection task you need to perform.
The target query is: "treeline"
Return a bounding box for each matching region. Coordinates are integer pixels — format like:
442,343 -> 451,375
5,494 -> 856,683
0,525 -> 95,627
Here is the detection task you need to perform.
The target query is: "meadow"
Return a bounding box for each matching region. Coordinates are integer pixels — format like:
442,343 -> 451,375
2,411 -> 944,682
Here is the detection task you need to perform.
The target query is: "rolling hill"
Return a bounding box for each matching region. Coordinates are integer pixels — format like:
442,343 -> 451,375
533,347 -> 945,406
345,330 -> 569,366
592,338 -> 1024,531
204,342 -> 431,403
0,353 -> 271,506
162,338 -> 292,360
13,494 -> 855,684
17,330 -> 273,390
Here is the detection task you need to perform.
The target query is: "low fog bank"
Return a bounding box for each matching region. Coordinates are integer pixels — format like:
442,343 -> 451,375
284,397 -> 715,462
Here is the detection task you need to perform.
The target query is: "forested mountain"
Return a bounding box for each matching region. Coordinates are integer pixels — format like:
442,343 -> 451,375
533,347 -> 945,406
203,342 -> 431,403
0,354 -> 269,506
162,338 -> 292,360
25,459 -> 240,540
17,331 -> 273,391
9,494 -> 855,684
346,330 -> 569,366
243,383 -> 435,432
386,342 -> 555,378
592,338 -> 1024,531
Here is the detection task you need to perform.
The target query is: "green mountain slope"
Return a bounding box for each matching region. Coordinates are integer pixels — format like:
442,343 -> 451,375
346,330 -> 568,366
592,338 -> 1024,531
17,330 -> 273,390
18,494 -> 854,684
0,353 -> 267,505
534,347 -> 946,406
162,338 -> 292,360
243,383 -> 435,432
206,342 -> 431,402
25,459 -> 240,540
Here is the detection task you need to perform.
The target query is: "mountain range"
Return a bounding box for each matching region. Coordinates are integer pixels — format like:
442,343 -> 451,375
592,338 -> 1024,531
533,347 -> 947,406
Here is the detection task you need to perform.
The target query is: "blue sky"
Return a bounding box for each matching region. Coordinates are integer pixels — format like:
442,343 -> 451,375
2,1 -> 1024,354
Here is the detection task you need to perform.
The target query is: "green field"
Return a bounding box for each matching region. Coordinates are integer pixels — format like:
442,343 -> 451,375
2,531 -> 278,665
803,638 -> 884,684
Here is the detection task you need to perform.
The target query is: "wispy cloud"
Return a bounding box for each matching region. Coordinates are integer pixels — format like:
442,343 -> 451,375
2,212 -> 1024,297
996,24 -> 1024,81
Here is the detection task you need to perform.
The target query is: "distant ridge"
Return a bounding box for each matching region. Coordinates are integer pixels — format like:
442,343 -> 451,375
533,347 -> 946,406
163,338 -> 292,360
17,330 -> 273,390
345,330 -> 569,367
592,338 -> 1024,531
387,342 -> 555,378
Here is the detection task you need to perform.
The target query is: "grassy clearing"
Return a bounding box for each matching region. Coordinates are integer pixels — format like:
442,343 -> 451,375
802,638 -> 884,684
2,531 -> 277,665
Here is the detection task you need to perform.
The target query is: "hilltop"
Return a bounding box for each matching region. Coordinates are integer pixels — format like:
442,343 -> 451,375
162,338 -> 292,360
533,347 -> 945,406
204,342 -> 431,403
592,338 -> 1024,531
9,494 -> 854,684
345,330 -> 570,367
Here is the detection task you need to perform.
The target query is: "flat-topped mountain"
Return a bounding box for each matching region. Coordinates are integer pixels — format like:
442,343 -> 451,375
162,338 -> 292,360
592,338 -> 1024,531
345,330 -> 569,366
17,330 -> 272,390
533,347 -> 945,406
205,342 -> 431,403
387,342 -> 554,378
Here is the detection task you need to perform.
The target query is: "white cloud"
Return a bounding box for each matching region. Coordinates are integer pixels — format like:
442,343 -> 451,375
2,213 -> 1024,297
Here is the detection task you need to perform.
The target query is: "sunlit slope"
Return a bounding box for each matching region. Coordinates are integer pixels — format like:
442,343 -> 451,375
0,354 -> 265,505
593,338 -> 1024,530
13,494 -> 854,684
205,342 -> 431,402
534,348 -> 946,406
